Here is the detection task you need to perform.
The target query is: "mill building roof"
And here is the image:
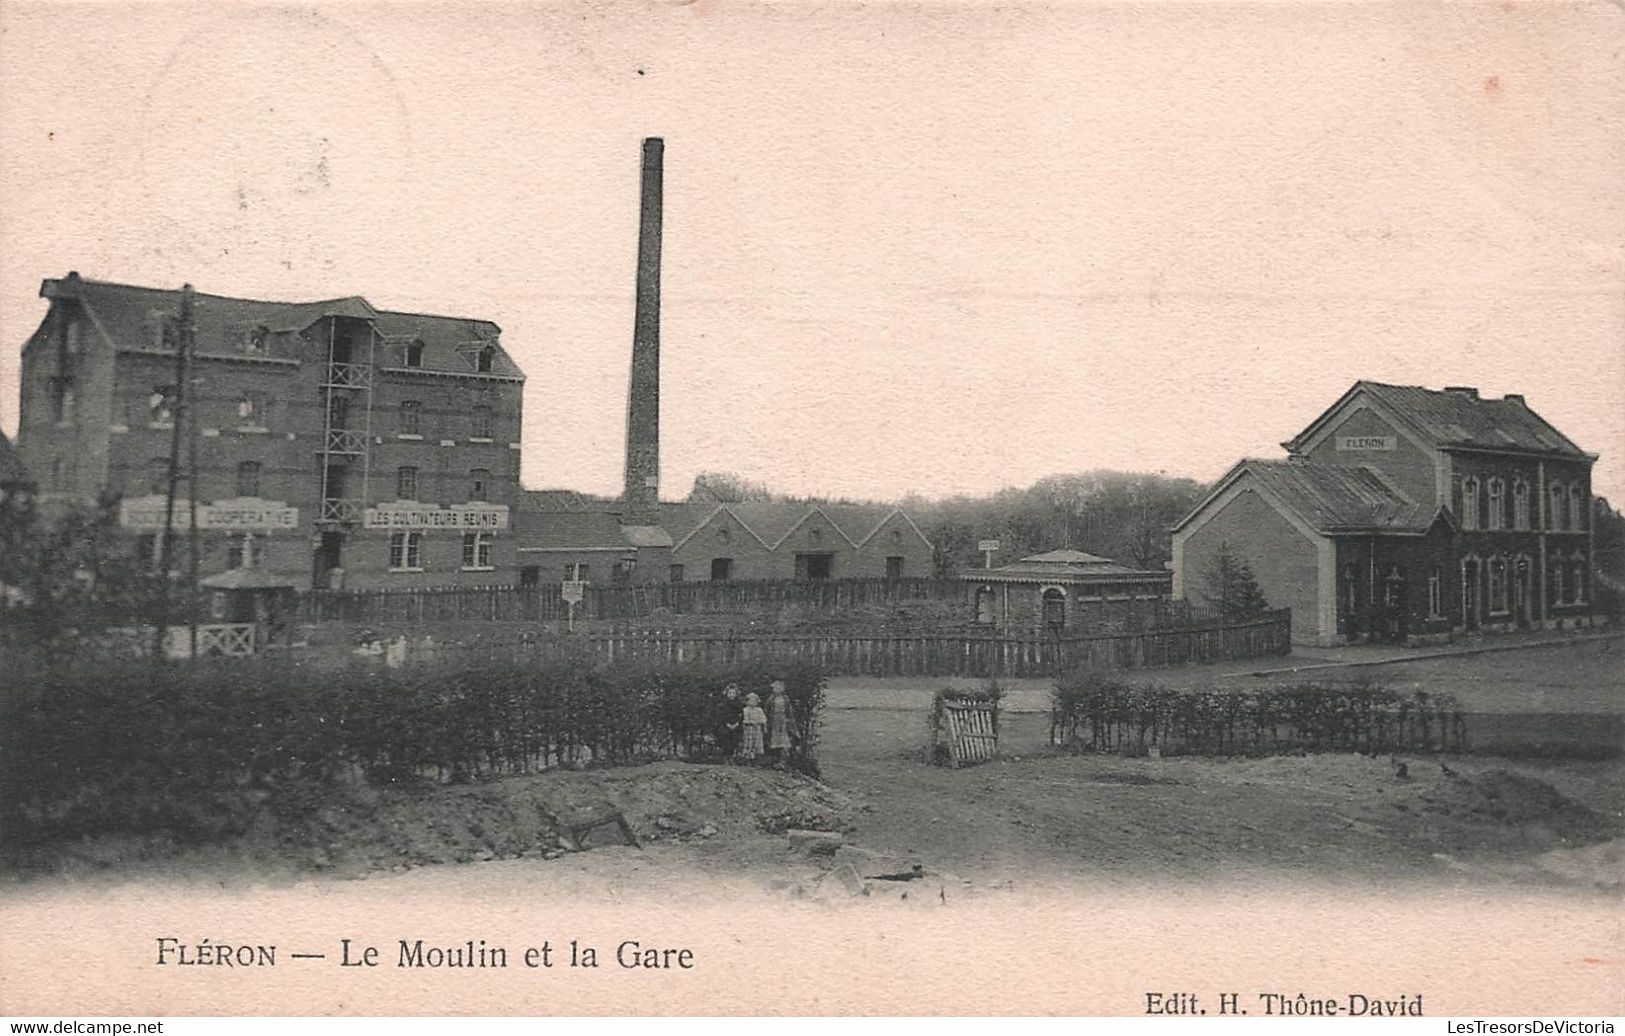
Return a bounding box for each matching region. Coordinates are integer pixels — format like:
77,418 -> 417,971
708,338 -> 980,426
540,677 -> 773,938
34,273 -> 524,379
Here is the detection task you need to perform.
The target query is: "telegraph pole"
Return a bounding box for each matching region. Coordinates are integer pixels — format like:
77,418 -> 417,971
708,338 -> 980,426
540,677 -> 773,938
183,285 -> 200,660
151,286 -> 194,664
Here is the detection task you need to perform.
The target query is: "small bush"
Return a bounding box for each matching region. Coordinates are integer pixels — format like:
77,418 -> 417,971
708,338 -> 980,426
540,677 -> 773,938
1049,672 -> 1465,757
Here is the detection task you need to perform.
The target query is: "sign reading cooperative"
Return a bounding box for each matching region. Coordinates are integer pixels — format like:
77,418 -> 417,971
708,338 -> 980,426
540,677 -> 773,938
363,506 -> 509,531
120,498 -> 298,531
1335,435 -> 1396,451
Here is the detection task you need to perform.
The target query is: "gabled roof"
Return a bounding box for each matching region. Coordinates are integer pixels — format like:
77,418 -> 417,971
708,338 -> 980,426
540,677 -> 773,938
1176,458 -> 1439,536
0,429 -> 31,486
663,501 -> 931,551
1287,380 -> 1588,458
35,273 -> 524,379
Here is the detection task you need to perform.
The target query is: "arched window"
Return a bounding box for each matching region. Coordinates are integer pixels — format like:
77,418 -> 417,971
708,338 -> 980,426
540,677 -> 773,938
1427,567 -> 1442,618
1512,479 -> 1530,530
462,531 -> 493,570
226,533 -> 261,570
1042,587 -> 1066,629
1461,477 -> 1480,530
1487,556 -> 1508,614
1550,561 -> 1565,606
1571,553 -> 1587,604
389,531 -> 424,571
975,586 -> 995,625
1486,478 -> 1504,531
1549,483 -> 1565,531
1568,485 -> 1584,531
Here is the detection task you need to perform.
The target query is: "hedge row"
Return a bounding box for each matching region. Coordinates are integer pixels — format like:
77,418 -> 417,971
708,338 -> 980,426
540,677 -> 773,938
1050,670 -> 1466,756
1,651 -> 825,851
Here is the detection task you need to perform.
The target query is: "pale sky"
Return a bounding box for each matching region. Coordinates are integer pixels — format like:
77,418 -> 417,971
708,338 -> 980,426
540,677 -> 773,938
3,1 -> 1622,501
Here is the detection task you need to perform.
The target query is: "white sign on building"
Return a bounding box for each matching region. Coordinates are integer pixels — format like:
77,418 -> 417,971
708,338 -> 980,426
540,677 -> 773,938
363,504 -> 510,531
119,496 -> 299,531
1335,435 -> 1397,451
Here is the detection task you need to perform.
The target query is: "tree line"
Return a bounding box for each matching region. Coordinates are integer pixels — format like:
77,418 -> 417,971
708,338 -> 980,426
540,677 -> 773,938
690,468 -> 1205,575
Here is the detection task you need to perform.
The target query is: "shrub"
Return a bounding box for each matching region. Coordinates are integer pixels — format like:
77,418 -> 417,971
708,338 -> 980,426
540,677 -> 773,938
0,650 -> 827,857
1049,673 -> 1464,757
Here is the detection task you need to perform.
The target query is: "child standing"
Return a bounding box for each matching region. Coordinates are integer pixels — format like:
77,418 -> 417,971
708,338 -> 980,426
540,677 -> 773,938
767,680 -> 793,767
739,692 -> 767,762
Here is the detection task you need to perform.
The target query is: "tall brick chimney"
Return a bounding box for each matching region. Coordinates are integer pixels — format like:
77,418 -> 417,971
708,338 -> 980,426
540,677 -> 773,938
622,137 -> 663,525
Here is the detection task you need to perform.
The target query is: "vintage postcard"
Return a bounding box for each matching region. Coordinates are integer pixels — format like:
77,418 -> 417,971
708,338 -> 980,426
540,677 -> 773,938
1,0 -> 1621,1020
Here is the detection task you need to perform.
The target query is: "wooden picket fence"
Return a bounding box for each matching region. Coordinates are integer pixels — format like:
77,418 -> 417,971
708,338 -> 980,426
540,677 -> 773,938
410,609 -> 1292,678
298,577 -> 968,625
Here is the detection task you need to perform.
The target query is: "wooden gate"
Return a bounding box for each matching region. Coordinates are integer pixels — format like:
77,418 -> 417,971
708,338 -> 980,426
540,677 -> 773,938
938,698 -> 999,767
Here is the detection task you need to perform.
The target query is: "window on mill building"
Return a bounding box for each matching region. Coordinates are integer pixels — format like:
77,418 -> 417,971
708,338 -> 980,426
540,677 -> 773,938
1460,477 -> 1480,531
1486,479 -> 1504,531
1512,479 -> 1530,531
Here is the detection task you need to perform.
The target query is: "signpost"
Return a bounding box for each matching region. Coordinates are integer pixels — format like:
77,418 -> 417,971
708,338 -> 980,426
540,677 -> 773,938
561,580 -> 587,632
978,539 -> 1000,570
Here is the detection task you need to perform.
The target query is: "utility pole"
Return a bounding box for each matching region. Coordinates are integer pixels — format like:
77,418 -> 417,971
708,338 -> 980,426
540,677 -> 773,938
151,286 -> 194,665
183,285 -> 200,660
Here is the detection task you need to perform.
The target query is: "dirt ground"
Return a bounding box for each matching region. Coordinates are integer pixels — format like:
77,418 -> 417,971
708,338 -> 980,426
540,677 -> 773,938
10,636 -> 1622,899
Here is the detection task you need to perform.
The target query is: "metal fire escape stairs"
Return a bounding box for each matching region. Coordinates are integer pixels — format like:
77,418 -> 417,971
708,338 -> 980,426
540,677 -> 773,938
315,316 -> 378,525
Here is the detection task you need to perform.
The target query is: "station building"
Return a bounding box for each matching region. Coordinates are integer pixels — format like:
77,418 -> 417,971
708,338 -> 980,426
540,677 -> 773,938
962,549 -> 1173,633
1171,381 -> 1601,645
14,273 -> 525,591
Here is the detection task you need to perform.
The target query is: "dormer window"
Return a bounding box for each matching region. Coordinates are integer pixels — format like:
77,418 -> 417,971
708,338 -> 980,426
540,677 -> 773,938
243,325 -> 269,355
149,310 -> 179,351
405,341 -> 424,368
476,345 -> 495,373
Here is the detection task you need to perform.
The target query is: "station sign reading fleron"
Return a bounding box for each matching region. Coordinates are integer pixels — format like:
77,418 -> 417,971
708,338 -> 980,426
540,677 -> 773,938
1335,435 -> 1396,451
363,504 -> 509,531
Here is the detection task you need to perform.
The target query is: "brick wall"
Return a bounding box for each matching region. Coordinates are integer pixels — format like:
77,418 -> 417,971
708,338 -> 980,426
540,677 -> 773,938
1179,485 -> 1324,641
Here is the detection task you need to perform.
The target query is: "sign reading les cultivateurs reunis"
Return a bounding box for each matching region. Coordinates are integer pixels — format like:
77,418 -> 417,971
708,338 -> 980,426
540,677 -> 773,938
363,507 -> 509,530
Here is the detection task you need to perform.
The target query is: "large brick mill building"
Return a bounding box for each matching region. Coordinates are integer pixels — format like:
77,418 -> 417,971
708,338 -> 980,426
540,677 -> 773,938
15,272 -> 525,591
1171,381 -> 1601,645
